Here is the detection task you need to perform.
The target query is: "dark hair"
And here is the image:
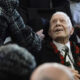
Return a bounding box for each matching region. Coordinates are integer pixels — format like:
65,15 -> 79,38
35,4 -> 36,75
0,44 -> 36,80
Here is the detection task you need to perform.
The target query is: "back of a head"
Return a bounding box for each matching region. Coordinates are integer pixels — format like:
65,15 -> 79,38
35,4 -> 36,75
30,63 -> 74,80
0,44 -> 36,80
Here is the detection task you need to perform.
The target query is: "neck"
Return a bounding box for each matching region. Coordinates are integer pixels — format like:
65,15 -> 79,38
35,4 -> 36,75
54,37 -> 69,44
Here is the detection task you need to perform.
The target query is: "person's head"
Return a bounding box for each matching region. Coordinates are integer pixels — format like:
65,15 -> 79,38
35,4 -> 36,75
48,11 -> 74,44
0,44 -> 36,80
30,63 -> 74,80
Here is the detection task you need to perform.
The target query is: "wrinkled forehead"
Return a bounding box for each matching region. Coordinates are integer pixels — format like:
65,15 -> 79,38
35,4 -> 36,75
50,13 -> 68,22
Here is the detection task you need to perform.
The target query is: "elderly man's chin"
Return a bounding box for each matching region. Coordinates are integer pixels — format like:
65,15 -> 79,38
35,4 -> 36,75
52,34 -> 68,40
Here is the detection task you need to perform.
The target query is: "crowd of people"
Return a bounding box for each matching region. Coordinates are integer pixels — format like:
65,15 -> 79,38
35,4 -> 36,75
0,0 -> 80,80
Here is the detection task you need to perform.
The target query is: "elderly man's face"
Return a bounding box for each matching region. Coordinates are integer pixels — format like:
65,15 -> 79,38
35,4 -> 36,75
48,13 -> 73,41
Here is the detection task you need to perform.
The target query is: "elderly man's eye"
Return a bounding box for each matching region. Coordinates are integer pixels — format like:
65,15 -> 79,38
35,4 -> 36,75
60,19 -> 66,23
52,20 -> 57,24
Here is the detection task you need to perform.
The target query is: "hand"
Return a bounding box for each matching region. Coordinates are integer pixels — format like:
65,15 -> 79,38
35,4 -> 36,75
68,68 -> 80,80
36,29 -> 45,40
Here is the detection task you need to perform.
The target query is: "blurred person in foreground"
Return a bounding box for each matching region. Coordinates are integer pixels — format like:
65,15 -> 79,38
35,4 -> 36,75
0,44 -> 36,80
30,63 -> 76,80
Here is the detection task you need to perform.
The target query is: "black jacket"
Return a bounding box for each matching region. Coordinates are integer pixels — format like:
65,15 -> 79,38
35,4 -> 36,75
0,0 -> 41,52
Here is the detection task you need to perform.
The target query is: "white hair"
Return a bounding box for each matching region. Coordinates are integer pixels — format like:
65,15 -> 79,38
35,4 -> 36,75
51,11 -> 73,30
39,63 -> 75,80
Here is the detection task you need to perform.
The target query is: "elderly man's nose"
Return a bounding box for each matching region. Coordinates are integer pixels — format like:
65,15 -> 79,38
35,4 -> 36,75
56,20 -> 60,24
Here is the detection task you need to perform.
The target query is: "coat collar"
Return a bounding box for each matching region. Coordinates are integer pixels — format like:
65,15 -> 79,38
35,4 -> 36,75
50,41 -> 80,67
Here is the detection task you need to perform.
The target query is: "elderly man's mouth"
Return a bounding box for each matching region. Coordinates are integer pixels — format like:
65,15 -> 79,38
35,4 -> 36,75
54,29 -> 63,32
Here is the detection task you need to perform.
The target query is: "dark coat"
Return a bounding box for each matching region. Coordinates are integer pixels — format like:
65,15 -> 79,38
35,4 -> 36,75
0,0 -> 41,52
36,40 -> 80,73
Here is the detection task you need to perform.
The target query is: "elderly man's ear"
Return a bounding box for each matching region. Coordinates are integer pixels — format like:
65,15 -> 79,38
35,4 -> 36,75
70,27 -> 74,36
